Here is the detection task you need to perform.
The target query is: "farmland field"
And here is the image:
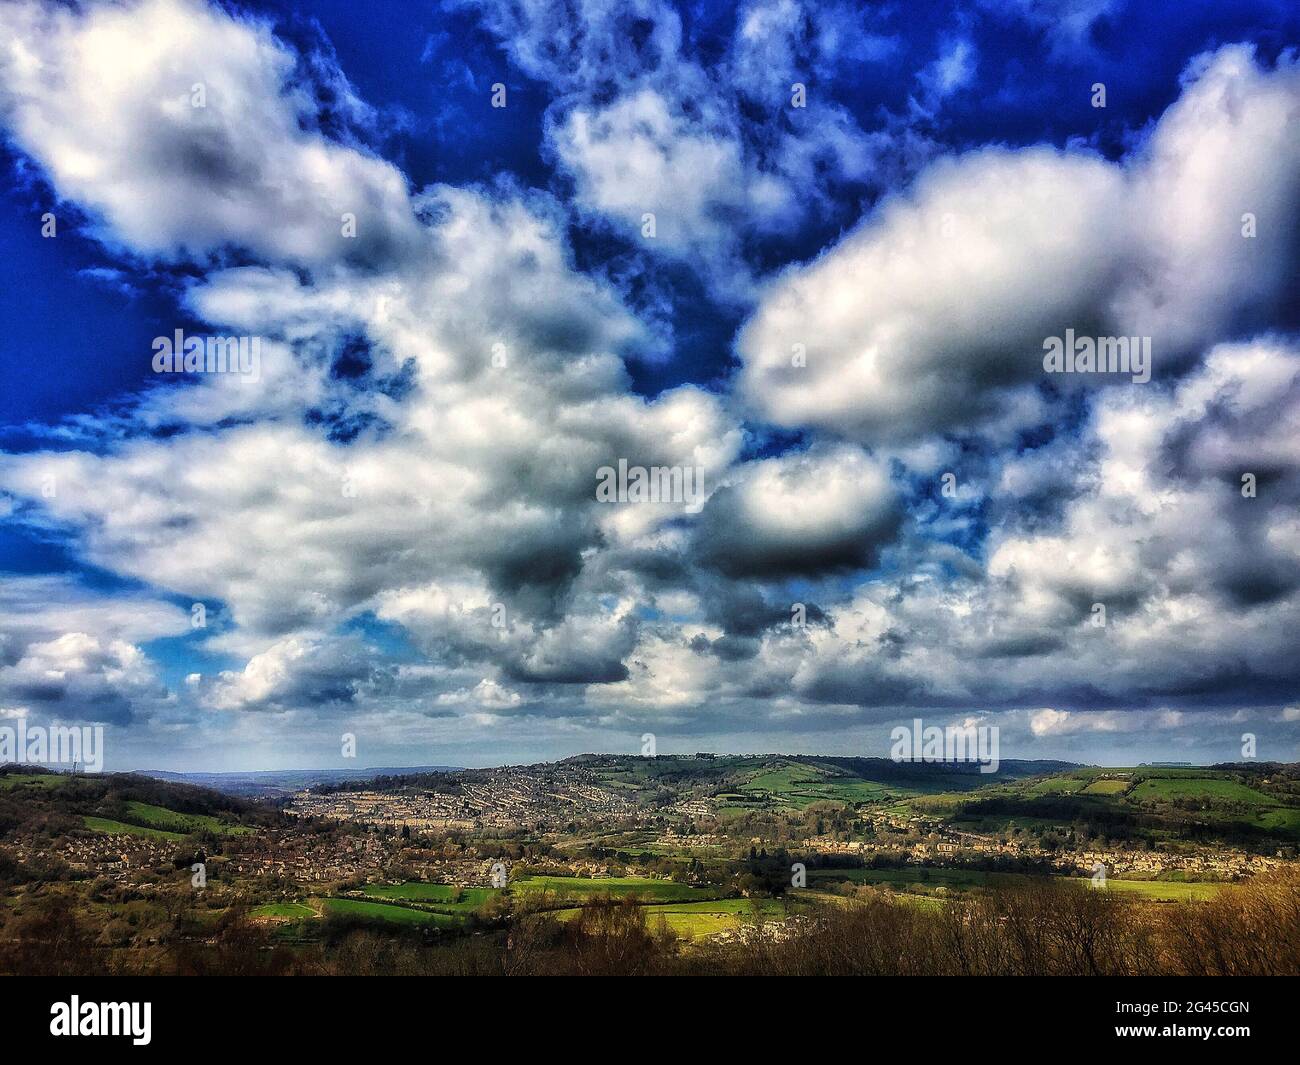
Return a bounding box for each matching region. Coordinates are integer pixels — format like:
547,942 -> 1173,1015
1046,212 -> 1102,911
512,875 -> 718,902
810,867 -> 1009,889
361,882 -> 494,912
1257,807 -> 1300,832
737,761 -> 903,808
1026,776 -> 1088,795
808,867 -> 1225,901
553,896 -> 792,938
1102,879 -> 1222,901
251,901 -> 316,919
0,773 -> 69,791
82,816 -> 183,841
642,898 -> 791,937
116,801 -> 250,835
322,898 -> 457,926
1080,779 -> 1130,795
1130,777 -> 1276,804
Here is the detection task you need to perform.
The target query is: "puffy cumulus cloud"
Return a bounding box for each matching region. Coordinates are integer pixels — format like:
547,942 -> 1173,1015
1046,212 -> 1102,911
1028,707 -> 1185,736
461,0 -> 900,299
180,183 -> 679,402
586,629 -> 741,722
1121,46 -> 1300,349
436,679 -> 523,711
0,633 -> 157,722
206,634 -> 392,712
740,147 -> 1126,441
0,375 -> 734,645
505,612 -> 641,685
777,340 -> 1300,717
0,576 -> 183,725
0,179 -> 740,640
694,445 -> 900,579
739,46 -> 1300,443
550,89 -> 754,259
1027,707 -> 1070,735
567,338 -> 1300,744
0,575 -> 188,648
0,1 -> 743,718
0,0 -> 420,267
375,573 -> 644,687
0,0 -> 1296,766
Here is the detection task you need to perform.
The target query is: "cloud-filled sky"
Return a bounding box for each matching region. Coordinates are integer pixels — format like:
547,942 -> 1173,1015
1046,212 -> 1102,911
0,0 -> 1297,771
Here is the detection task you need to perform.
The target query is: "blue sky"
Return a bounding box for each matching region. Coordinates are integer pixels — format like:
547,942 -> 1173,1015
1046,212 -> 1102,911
0,0 -> 1297,771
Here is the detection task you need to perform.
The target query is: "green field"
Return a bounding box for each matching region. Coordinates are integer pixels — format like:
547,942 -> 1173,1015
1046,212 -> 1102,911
0,773 -> 69,791
322,898 -> 457,926
250,901 -> 316,918
553,896 -> 791,938
949,766 -> 1300,843
808,866 -> 1225,901
582,753 -> 1093,819
116,801 -> 249,835
1130,778 -> 1275,804
82,816 -> 183,841
644,898 -> 790,937
1080,779 -> 1130,795
735,761 -> 901,809
1102,879 -> 1222,901
1026,775 -> 1089,796
810,867 -> 1008,890
1257,807 -> 1300,832
349,878 -> 750,934
512,875 -> 718,903
362,882 -> 494,912
362,875 -> 719,911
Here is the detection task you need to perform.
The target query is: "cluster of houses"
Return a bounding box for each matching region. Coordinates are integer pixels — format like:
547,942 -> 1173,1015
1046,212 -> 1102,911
789,826 -> 1286,881
10,833 -> 177,881
224,832 -> 392,883
1061,848 -> 1284,880
656,829 -> 727,849
288,766 -> 641,831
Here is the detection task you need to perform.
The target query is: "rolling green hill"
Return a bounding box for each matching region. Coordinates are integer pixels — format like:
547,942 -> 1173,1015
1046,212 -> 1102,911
945,764 -> 1300,847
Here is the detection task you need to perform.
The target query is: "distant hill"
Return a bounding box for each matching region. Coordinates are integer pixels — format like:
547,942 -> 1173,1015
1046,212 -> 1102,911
133,755 -> 1077,799
329,753 -> 1084,809
0,764 -> 278,843
136,765 -> 463,798
561,753 -> 1079,790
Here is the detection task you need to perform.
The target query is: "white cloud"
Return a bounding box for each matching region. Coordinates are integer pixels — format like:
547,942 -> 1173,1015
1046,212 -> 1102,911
468,0 -> 904,301
694,444 -> 901,578
0,0 -> 421,266
739,46 -> 1300,443
0,0 -> 1296,765
552,89 -> 751,252
915,38 -> 977,111
1030,707 -> 1185,736
739,146 -> 1126,441
0,623 -> 170,725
